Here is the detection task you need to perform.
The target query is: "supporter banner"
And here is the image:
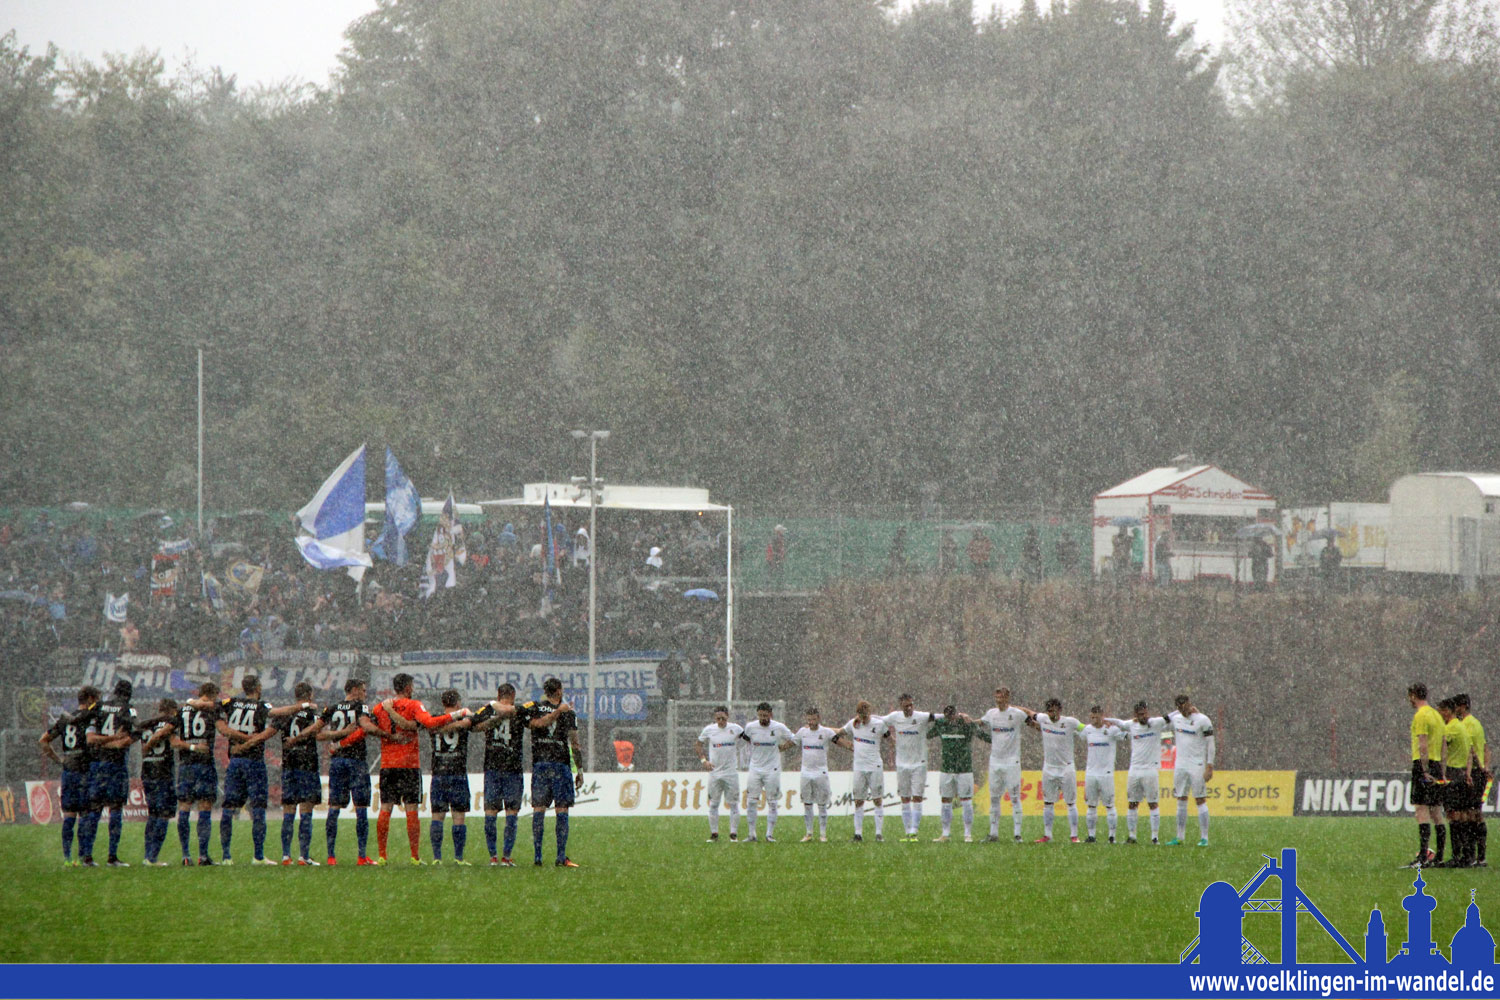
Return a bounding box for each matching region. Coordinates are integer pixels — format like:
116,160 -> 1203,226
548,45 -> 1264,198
1294,770 -> 1498,816
373,650 -> 663,720
80,649 -> 353,700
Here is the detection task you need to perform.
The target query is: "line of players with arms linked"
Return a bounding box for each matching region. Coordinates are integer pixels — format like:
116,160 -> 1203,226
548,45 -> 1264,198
695,688 -> 1216,846
39,672 -> 588,869
1406,682 -> 1492,871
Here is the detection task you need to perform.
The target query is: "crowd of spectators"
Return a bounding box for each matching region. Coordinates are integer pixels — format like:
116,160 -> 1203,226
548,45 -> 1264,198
0,507 -> 731,685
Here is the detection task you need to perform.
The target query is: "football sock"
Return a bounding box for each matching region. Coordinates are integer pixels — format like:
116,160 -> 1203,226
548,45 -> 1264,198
728,802 -> 739,837
325,808 -> 340,858
805,806 -> 814,835
503,814 -> 518,857
355,808 -> 369,857
108,809 -> 123,857
78,811 -> 99,859
197,809 -> 212,857
818,805 -> 828,836
1419,822 -> 1431,858
281,813 -> 295,857
148,816 -> 165,860
853,806 -> 864,838
1086,807 -> 1098,839
430,820 -> 444,860
990,801 -> 1001,837
1013,802 -> 1023,838
1436,823 -> 1447,861
1197,804 -> 1209,840
220,814 -> 234,859
1149,807 -> 1161,839
1127,806 -> 1139,838
941,802 -> 954,836
746,801 -> 758,837
532,811 -> 545,862
873,803 -> 884,838
452,822 -> 466,860
708,804 -> 720,835
1177,801 -> 1188,840
1067,804 -> 1078,838
1043,803 -> 1054,838
140,818 -> 154,860
1478,821 -> 1487,862
961,802 -> 974,837
766,802 -> 778,839
62,815 -> 76,860
376,811 -> 391,858
485,814 -> 498,857
1107,806 -> 1118,840
298,813 -> 312,859
404,811 -> 421,858
250,807 -> 267,860
901,803 -> 912,834
555,812 -> 569,862
912,801 -> 923,835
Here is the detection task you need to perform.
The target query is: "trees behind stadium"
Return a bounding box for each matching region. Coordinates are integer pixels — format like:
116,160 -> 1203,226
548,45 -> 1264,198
2,0 -> 1497,511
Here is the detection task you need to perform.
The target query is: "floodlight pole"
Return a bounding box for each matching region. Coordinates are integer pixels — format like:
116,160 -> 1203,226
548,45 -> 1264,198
572,429 -> 609,773
196,346 -> 204,540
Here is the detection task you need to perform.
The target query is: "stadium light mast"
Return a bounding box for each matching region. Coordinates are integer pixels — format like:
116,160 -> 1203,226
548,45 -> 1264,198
571,428 -> 609,773
196,345 -> 204,540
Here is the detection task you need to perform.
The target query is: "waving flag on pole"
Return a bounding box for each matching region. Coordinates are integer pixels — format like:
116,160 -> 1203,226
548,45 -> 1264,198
370,447 -> 420,565
420,492 -> 466,598
294,444 -> 372,581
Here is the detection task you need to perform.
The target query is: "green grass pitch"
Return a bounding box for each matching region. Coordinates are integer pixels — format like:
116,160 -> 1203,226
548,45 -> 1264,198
0,817 -> 1483,963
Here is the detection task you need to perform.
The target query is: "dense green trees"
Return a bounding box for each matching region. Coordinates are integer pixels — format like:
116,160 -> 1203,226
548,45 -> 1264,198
1,0 -> 1495,513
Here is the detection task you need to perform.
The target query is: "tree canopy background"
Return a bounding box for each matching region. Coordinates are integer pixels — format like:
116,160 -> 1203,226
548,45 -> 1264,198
2,0 -> 1496,512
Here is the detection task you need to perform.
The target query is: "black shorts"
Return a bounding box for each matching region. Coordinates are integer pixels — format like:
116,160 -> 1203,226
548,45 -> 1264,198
379,767 -> 423,807
1412,760 -> 1443,807
1444,775 -> 1472,812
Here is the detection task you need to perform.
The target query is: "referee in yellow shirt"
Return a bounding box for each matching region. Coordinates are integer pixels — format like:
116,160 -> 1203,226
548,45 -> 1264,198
1455,693 -> 1488,867
1407,682 -> 1447,867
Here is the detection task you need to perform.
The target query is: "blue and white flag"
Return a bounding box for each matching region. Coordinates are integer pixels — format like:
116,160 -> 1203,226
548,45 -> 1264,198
104,592 -> 129,623
371,447 -> 420,566
200,572 -> 224,611
294,444 -> 371,581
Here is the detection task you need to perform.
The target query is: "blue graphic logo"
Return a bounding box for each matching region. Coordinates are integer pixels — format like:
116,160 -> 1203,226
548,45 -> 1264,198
1182,847 -> 1496,994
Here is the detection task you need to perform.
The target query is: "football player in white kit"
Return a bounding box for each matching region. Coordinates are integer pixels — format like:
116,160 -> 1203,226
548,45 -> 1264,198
794,707 -> 838,842
696,706 -> 747,842
981,687 -> 1033,842
1165,694 -> 1215,847
1028,698 -> 1083,843
882,693 -> 941,842
742,702 -> 796,842
1106,701 -> 1171,844
1079,706 -> 1125,843
840,701 -> 891,842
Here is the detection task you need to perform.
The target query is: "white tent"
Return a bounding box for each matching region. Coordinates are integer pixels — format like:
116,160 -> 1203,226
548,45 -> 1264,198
479,483 -> 738,696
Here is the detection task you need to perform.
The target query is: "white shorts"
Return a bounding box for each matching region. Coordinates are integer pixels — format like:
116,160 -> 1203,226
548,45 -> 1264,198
1041,770 -> 1076,805
1173,766 -> 1207,799
1084,773 -> 1115,807
706,773 -> 739,807
745,770 -> 781,805
1126,770 -> 1160,804
989,762 -> 1023,803
851,769 -> 884,801
938,772 -> 974,800
800,773 -> 831,806
896,763 -> 927,798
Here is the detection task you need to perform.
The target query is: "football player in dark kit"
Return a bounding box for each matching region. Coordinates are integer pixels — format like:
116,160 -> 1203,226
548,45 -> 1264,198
137,698 -> 180,866
40,686 -> 100,863
470,682 -> 527,866
317,678 -> 400,865
428,689 -> 476,864
217,675 -> 277,864
528,677 -> 585,868
38,685 -> 101,866
173,682 -> 220,865
83,679 -> 139,867
278,682 -> 325,865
